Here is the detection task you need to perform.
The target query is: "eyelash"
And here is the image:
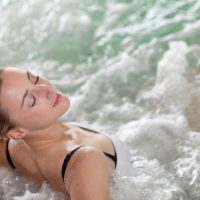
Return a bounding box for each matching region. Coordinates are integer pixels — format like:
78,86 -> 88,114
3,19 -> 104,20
31,74 -> 40,107
31,95 -> 36,107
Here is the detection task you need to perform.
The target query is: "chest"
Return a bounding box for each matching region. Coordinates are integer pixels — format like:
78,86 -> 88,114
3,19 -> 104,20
33,148 -> 67,194
64,127 -> 110,151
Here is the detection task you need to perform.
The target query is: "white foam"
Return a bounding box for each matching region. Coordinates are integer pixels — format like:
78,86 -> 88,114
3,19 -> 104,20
117,115 -> 189,164
157,41 -> 189,83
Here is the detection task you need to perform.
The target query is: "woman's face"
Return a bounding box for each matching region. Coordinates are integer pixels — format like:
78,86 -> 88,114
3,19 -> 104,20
0,67 -> 70,130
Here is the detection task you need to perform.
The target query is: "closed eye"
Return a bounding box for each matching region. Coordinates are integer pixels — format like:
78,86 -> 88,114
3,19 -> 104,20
31,95 -> 36,107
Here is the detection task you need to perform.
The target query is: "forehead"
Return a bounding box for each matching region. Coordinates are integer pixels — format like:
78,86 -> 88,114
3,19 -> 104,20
2,67 -> 26,93
3,67 -> 26,77
0,67 -> 27,112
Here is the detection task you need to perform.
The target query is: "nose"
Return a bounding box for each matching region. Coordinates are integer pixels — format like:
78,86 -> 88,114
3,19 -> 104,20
32,84 -> 55,99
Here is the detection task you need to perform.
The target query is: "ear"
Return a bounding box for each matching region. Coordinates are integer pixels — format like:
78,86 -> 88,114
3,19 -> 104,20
6,128 -> 29,139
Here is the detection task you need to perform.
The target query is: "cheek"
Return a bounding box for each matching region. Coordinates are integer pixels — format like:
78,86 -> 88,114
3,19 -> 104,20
19,110 -> 56,129
12,106 -> 50,125
27,105 -> 61,123
8,95 -> 70,129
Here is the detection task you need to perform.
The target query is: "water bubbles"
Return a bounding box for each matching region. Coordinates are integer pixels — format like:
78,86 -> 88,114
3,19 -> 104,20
58,12 -> 91,33
1,0 -> 200,199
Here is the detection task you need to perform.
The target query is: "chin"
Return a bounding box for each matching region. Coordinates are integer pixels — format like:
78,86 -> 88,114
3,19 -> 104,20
63,96 -> 71,112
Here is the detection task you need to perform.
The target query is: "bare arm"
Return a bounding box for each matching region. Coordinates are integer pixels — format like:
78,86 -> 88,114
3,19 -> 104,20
64,147 -> 110,200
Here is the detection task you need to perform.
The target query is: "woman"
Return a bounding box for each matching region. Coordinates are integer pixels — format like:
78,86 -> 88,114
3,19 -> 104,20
0,67 -> 130,200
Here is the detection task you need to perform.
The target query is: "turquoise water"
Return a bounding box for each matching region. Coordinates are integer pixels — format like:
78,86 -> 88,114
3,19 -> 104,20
1,0 -> 200,199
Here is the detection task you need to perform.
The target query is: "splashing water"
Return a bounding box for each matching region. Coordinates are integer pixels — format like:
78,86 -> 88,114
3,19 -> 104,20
1,0 -> 200,199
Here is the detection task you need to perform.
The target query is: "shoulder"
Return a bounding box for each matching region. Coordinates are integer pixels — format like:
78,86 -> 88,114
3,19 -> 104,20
67,146 -> 106,171
64,146 -> 110,200
64,146 -> 108,185
8,139 -> 44,180
0,139 -> 44,182
0,139 -> 18,168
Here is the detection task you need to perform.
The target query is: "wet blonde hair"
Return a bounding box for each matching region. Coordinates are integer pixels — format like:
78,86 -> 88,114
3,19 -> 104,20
0,69 -> 16,139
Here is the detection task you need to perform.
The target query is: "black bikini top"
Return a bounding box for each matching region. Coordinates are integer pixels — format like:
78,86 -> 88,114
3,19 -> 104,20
5,125 -> 117,182
61,145 -> 117,181
61,124 -> 117,181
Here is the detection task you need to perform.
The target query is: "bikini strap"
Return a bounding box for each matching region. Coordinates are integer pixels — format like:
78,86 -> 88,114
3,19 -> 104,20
6,140 -> 16,169
61,146 -> 82,181
103,151 -> 117,169
61,146 -> 118,182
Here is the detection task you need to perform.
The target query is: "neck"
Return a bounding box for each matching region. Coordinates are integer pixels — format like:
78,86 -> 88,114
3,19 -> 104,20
23,122 -> 69,153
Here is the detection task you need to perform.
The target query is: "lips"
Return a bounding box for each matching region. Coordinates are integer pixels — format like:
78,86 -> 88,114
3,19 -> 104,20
53,93 -> 62,107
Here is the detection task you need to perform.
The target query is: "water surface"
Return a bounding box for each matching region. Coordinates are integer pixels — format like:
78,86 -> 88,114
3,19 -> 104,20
1,0 -> 200,199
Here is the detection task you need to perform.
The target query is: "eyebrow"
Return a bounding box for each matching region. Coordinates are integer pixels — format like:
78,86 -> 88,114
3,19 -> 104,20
21,71 -> 29,109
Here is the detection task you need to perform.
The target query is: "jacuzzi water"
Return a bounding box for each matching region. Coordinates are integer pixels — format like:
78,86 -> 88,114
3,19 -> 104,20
0,0 -> 200,199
